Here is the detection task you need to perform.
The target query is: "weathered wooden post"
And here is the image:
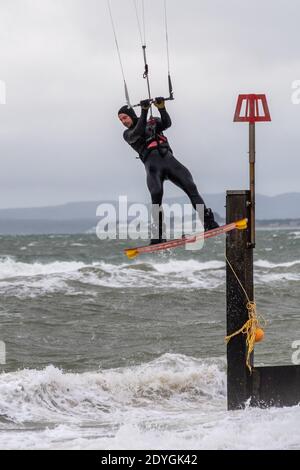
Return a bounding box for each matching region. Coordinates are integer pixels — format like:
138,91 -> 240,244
226,190 -> 253,410
227,95 -> 271,410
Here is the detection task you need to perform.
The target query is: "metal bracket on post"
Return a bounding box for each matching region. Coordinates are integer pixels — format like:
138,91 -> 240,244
234,94 -> 271,248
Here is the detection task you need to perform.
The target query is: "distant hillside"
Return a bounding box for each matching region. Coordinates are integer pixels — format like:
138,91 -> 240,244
203,192 -> 300,220
1,193 -> 300,220
0,201 -> 109,220
0,193 -> 300,234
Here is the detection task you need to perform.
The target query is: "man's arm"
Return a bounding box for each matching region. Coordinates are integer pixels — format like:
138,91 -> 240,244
123,104 -> 149,145
154,97 -> 172,131
157,107 -> 172,131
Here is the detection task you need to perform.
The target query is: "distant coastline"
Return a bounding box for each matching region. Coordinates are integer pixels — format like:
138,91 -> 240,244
0,194 -> 300,235
0,218 -> 299,235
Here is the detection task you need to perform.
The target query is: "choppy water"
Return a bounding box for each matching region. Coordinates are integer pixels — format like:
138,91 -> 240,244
0,230 -> 299,449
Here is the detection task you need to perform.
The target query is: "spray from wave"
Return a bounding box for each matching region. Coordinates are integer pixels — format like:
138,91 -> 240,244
0,354 -> 299,450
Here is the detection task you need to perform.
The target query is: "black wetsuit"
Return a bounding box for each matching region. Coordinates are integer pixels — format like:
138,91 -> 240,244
123,107 -> 206,211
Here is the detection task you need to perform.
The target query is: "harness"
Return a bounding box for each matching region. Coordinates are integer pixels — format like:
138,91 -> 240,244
145,117 -> 169,151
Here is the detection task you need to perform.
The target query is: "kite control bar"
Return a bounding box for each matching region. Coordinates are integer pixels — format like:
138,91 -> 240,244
132,95 -> 174,108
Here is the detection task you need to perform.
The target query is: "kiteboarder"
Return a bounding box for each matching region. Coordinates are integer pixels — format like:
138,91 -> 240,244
118,98 -> 219,244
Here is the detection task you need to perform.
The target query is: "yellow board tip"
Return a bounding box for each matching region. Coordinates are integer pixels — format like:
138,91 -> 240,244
125,249 -> 138,260
236,218 -> 248,230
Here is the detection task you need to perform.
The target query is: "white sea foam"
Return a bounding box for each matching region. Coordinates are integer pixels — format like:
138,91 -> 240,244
0,354 -> 299,450
102,404 -> 300,451
255,272 -> 300,284
0,255 -> 299,298
289,231 -> 300,238
255,259 -> 300,269
79,259 -> 225,290
0,257 -> 89,297
0,257 -> 86,279
0,355 -> 225,425
0,276 -> 81,298
153,259 -> 224,274
0,257 -> 226,295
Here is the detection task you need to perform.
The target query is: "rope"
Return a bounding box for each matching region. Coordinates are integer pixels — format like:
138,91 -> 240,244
133,0 -> 146,46
164,0 -> 173,99
107,0 -> 131,105
133,0 -> 152,114
225,254 -> 266,373
225,255 -> 250,303
109,0 -> 173,108
142,0 -> 146,46
164,0 -> 171,75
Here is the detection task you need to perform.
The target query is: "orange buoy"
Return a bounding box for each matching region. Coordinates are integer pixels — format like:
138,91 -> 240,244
255,328 -> 264,342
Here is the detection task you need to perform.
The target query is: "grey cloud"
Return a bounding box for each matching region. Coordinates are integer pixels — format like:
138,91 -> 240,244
0,0 -> 299,208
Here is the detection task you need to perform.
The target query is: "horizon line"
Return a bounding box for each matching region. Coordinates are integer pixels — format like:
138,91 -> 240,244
1,191 -> 300,211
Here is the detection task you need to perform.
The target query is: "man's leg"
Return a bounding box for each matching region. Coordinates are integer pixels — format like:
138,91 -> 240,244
166,155 -> 219,231
166,155 -> 205,208
146,169 -> 166,243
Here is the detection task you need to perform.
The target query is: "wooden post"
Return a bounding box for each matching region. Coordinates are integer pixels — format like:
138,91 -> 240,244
226,190 -> 254,410
249,123 -> 256,247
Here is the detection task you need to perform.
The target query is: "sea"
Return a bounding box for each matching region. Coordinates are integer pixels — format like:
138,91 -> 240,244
0,229 -> 299,450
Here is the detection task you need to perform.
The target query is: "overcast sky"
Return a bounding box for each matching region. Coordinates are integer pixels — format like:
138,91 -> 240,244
0,0 -> 299,208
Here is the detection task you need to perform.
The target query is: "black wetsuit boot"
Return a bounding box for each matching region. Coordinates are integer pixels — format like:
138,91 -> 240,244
150,206 -> 167,245
204,208 -> 219,231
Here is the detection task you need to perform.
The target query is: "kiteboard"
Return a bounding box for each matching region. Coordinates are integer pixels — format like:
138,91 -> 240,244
124,218 -> 247,259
